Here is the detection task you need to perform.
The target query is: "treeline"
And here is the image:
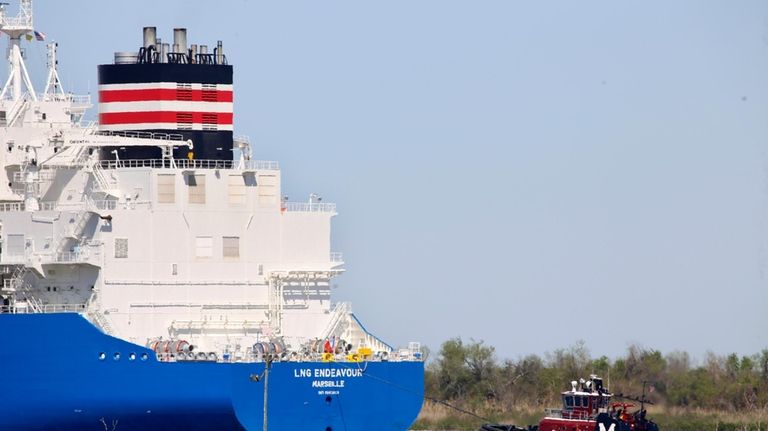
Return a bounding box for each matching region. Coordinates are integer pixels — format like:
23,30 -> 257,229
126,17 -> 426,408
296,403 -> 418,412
424,338 -> 768,413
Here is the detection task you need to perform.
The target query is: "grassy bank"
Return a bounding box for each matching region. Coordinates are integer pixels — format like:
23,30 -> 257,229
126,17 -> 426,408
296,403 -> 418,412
412,401 -> 768,431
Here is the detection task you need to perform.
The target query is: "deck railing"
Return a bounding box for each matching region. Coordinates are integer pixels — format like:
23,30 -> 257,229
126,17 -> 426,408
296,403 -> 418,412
282,202 -> 337,213
99,159 -> 279,171
0,303 -> 86,314
330,252 -> 344,262
0,202 -> 23,212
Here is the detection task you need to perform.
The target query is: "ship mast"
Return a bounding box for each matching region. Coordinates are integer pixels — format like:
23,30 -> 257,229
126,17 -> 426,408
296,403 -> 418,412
43,42 -> 65,100
0,0 -> 37,101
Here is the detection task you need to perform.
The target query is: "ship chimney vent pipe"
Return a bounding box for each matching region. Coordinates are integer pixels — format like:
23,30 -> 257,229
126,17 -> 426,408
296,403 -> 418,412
155,38 -> 162,62
161,43 -> 170,63
200,44 -> 208,55
190,44 -> 198,63
216,40 -> 223,64
143,27 -> 157,49
173,28 -> 187,54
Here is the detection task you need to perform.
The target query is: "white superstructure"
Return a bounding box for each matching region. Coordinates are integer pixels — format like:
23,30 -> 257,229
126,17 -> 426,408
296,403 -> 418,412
0,1 -> 405,363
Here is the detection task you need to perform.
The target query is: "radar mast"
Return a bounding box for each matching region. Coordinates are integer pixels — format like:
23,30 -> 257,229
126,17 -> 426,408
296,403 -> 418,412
0,0 -> 37,101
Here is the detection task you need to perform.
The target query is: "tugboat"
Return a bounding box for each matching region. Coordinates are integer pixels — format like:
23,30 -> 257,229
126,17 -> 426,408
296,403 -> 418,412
482,375 -> 659,431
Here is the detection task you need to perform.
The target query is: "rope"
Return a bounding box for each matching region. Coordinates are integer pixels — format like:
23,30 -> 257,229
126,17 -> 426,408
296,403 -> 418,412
336,361 -> 494,423
423,395 -> 494,423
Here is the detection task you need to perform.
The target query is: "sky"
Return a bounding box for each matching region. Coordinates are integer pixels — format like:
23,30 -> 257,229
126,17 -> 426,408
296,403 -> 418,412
12,1 -> 768,361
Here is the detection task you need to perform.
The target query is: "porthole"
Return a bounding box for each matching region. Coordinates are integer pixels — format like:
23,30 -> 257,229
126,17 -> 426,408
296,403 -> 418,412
98,352 -> 106,361
113,352 -> 121,361
140,353 -> 149,361
128,352 -> 137,361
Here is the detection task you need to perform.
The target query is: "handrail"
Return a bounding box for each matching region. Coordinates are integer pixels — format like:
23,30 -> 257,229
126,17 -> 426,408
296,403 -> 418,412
0,202 -> 24,212
0,303 -> 86,314
95,130 -> 185,141
282,202 -> 337,213
330,252 -> 344,262
99,159 -> 279,171
38,93 -> 91,105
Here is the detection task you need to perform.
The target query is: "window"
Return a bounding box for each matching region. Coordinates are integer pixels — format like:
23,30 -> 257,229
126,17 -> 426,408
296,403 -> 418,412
157,174 -> 175,203
223,236 -> 239,258
195,236 -> 213,258
188,174 -> 206,204
257,173 -> 277,204
228,175 -> 246,205
114,238 -> 128,258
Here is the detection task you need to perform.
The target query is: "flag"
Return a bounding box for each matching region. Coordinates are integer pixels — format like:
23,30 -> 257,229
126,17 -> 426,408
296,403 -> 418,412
33,31 -> 45,41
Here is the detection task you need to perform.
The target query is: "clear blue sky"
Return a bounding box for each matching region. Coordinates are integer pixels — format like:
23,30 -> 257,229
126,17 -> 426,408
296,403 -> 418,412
17,1 -> 768,361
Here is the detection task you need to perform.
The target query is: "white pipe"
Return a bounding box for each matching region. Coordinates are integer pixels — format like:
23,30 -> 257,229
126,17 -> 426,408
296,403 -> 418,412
10,38 -> 21,101
173,28 -> 187,53
143,27 -> 156,49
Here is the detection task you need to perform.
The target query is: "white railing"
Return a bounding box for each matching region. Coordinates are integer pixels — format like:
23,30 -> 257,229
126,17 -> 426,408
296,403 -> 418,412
51,251 -> 88,263
38,93 -> 91,105
99,159 -> 279,171
96,130 -> 185,141
67,94 -> 92,105
90,200 -> 118,210
0,202 -> 23,212
0,16 -> 32,29
1,303 -> 86,314
330,252 -> 344,262
39,201 -> 58,211
282,202 -> 337,213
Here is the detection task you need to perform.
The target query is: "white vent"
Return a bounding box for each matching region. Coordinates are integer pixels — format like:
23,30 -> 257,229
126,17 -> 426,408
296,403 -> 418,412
115,238 -> 128,258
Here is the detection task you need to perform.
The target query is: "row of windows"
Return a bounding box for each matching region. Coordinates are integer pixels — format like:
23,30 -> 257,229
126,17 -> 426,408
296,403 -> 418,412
564,396 -> 591,408
114,236 -> 240,259
157,174 -> 257,205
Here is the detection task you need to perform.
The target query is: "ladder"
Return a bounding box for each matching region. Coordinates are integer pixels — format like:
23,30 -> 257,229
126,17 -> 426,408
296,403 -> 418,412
9,265 -> 42,313
85,290 -> 114,335
319,302 -> 351,341
53,210 -> 93,261
89,162 -> 119,196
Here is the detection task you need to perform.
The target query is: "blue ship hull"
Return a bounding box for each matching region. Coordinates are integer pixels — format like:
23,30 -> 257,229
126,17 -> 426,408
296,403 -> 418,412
0,314 -> 424,430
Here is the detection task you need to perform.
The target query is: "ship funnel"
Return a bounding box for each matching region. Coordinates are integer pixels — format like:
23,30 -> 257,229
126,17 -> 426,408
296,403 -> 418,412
173,28 -> 187,53
143,26 -> 156,48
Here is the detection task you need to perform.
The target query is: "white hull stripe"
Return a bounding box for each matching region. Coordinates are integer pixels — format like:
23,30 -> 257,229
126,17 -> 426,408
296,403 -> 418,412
99,102 -> 233,113
99,82 -> 233,91
98,123 -> 234,132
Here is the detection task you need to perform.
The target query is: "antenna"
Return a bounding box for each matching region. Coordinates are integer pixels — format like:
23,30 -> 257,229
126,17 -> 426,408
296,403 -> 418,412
43,42 -> 65,100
